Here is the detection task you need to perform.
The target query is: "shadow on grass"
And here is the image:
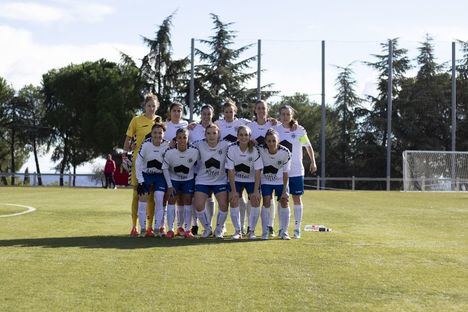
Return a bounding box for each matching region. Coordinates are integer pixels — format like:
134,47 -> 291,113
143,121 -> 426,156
0,235 -> 266,249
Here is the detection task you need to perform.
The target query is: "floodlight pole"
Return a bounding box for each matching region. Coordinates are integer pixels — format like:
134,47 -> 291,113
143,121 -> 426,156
320,40 -> 326,190
451,42 -> 456,152
386,40 -> 393,191
189,38 -> 195,122
257,39 -> 261,100
451,42 -> 457,189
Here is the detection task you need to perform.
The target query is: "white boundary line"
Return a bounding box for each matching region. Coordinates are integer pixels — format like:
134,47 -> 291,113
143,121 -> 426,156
0,203 -> 37,218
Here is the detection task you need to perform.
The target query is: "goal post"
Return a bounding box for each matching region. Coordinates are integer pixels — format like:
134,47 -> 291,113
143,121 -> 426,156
403,150 -> 468,191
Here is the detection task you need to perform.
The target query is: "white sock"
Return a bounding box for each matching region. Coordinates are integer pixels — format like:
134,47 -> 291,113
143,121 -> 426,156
230,206 -> 241,231
197,208 -> 212,231
261,206 -> 270,235
293,204 -> 303,231
154,191 -> 165,229
192,206 -> 199,227
246,200 -> 251,227
239,197 -> 246,230
206,196 -> 215,226
280,207 -> 290,233
167,204 -> 175,231
268,200 -> 276,227
184,205 -> 192,231
176,205 -> 184,227
249,206 -> 260,232
216,210 -> 228,232
138,201 -> 147,231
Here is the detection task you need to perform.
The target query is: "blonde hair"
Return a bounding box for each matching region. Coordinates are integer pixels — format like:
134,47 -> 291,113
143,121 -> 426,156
237,125 -> 254,153
143,93 -> 161,122
222,99 -> 237,114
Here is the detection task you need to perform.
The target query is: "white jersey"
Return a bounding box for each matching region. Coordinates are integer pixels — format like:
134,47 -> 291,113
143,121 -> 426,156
225,143 -> 263,183
215,118 -> 249,143
193,139 -> 230,185
274,124 -> 311,177
247,120 -> 274,146
135,139 -> 170,183
165,120 -> 188,142
189,123 -> 206,143
162,145 -> 199,181
259,145 -> 291,185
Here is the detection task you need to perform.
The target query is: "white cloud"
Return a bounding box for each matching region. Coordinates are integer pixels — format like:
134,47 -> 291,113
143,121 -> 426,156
0,1 -> 114,24
0,25 -> 145,89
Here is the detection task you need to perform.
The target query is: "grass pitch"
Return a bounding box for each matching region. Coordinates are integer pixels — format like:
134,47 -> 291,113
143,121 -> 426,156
0,188 -> 467,311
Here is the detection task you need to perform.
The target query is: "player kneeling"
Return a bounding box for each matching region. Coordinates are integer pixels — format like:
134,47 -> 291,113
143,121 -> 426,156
135,123 -> 170,237
259,129 -> 292,240
192,123 -> 230,238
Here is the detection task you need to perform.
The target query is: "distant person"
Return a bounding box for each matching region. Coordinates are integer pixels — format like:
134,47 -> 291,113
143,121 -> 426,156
104,154 -> 116,189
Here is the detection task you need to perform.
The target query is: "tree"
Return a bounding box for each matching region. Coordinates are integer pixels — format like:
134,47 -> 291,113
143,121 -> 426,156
333,63 -> 362,176
196,14 -> 271,119
455,40 -> 468,150
358,38 -> 411,181
43,59 -> 143,186
0,78 -> 30,185
16,85 -> 52,185
140,13 -> 190,117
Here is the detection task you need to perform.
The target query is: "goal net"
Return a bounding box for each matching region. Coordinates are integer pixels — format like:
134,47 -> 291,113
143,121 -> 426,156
403,150 -> 468,191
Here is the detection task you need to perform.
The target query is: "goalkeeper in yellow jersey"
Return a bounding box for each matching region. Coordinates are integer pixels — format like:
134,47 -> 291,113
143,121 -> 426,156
123,93 -> 162,237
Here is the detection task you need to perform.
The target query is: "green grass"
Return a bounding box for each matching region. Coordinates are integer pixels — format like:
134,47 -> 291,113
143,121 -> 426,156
0,188 -> 467,311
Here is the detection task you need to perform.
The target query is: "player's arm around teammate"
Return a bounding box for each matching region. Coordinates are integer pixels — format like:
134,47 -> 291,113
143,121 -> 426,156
192,123 -> 230,239
226,125 -> 263,240
276,105 -> 317,239
259,129 -> 292,240
162,128 -> 199,239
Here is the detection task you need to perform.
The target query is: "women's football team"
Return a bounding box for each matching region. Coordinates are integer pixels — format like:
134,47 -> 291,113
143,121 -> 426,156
125,95 -> 317,240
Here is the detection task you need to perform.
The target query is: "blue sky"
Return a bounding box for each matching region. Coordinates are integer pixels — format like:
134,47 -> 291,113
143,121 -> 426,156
1,0 -> 466,172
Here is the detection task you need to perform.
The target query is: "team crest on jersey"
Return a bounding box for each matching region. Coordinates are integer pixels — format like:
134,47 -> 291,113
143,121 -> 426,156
278,160 -> 283,165
218,150 -> 223,155
188,158 -> 193,163
291,133 -> 296,138
248,157 -> 252,161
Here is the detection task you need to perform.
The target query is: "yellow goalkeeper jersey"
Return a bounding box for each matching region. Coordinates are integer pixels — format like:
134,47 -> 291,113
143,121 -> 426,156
126,114 -> 161,153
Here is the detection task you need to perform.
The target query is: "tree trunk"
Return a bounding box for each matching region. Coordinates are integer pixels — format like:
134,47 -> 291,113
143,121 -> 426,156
59,135 -> 69,187
73,165 -> 76,187
10,127 -> 15,185
32,139 -> 43,186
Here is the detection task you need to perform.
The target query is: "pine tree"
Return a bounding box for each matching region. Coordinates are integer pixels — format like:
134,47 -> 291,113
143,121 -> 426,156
140,13 -> 190,116
333,64 -> 362,176
196,14 -> 259,118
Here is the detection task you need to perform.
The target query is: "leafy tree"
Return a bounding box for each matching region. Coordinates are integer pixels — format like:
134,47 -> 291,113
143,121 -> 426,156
43,59 -> 143,185
455,40 -> 468,150
196,14 -> 273,119
0,78 -> 30,184
16,85 -> 52,185
395,34 -> 451,154
332,63 -> 362,176
140,13 -> 190,117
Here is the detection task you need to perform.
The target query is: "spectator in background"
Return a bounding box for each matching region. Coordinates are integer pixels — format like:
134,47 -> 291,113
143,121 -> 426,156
104,154 -> 117,189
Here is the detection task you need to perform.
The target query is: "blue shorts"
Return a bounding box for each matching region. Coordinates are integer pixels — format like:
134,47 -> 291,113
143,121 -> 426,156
261,184 -> 286,202
289,176 -> 304,195
195,184 -> 227,196
172,179 -> 195,195
227,181 -> 256,195
143,172 -> 167,192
